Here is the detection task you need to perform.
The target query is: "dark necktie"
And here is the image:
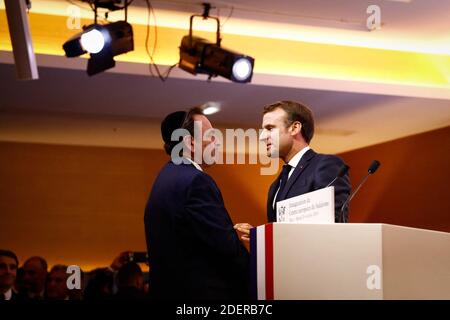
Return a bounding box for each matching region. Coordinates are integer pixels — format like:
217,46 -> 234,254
275,164 -> 292,205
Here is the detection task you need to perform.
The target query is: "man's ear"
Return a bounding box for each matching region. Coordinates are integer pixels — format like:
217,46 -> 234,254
290,121 -> 302,136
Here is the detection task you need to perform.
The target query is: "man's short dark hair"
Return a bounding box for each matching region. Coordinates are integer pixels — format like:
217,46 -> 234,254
0,249 -> 19,266
24,256 -> 48,271
161,107 -> 204,155
49,264 -> 68,274
263,100 -> 315,143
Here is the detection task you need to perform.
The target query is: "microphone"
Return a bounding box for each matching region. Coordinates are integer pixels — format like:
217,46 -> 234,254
340,160 -> 381,223
368,160 -> 380,174
325,164 -> 350,188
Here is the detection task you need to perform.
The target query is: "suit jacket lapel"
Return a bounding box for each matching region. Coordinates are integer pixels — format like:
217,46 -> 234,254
268,181 -> 278,206
278,149 -> 316,201
267,171 -> 283,222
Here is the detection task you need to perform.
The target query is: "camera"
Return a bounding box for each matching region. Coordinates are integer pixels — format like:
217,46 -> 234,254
127,252 -> 148,264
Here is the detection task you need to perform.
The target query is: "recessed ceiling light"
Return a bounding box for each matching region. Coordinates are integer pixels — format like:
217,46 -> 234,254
202,102 -> 222,115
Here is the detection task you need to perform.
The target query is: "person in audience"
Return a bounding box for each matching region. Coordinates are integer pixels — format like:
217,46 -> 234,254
83,268 -> 114,300
46,264 -> 70,300
114,262 -> 146,300
18,256 -> 48,300
0,249 -> 19,301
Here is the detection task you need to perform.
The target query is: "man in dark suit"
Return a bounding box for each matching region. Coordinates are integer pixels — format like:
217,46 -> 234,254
144,107 -> 249,300
17,256 -> 47,300
0,250 -> 19,301
235,100 -> 351,240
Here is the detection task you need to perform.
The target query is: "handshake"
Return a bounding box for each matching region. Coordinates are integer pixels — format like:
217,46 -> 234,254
233,223 -> 254,242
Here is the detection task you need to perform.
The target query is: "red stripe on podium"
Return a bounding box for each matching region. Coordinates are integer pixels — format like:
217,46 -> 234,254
265,223 -> 274,300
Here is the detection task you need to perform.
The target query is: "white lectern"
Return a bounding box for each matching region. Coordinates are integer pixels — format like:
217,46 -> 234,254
250,223 -> 450,300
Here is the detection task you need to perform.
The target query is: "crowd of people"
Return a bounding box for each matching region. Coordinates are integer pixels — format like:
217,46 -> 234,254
0,250 -> 148,301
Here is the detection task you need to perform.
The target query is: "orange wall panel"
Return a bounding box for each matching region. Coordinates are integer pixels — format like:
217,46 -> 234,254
340,126 -> 450,232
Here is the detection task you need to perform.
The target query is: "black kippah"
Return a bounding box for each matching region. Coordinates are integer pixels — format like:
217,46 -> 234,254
161,111 -> 187,144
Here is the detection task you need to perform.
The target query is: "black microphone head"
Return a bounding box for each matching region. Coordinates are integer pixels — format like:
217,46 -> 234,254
338,164 -> 350,177
368,160 -> 380,174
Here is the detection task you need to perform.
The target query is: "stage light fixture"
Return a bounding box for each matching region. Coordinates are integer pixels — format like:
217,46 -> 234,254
63,21 -> 133,76
62,1 -> 134,76
179,4 -> 255,83
80,28 -> 106,54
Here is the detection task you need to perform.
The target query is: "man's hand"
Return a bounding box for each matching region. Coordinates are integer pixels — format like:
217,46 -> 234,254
234,223 -> 254,242
110,251 -> 131,271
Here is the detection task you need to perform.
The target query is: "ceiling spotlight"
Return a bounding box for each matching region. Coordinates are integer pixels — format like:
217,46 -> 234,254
180,36 -> 254,83
232,58 -> 253,82
80,28 -> 107,54
63,21 -> 133,76
179,4 -> 255,83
